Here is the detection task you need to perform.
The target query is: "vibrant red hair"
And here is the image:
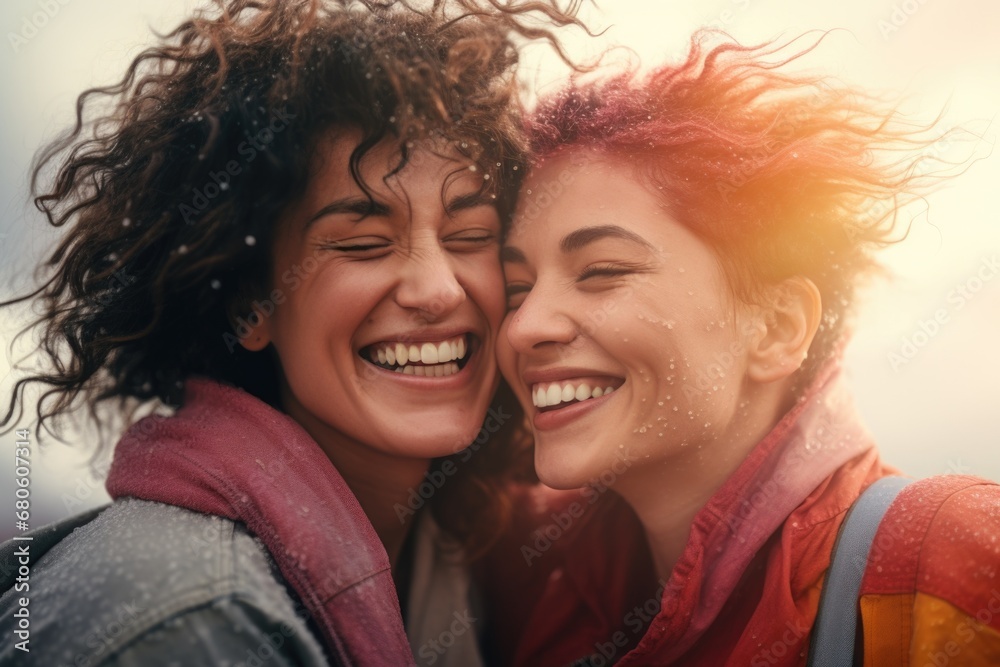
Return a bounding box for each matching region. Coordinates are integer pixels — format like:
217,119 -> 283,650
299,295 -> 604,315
526,31 -> 957,387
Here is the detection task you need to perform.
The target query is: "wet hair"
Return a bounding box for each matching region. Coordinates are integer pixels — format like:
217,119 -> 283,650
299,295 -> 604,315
1,0 -> 584,557
525,30 -> 961,390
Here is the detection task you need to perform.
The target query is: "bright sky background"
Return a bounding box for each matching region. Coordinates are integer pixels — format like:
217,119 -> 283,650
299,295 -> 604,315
1,0 -> 998,536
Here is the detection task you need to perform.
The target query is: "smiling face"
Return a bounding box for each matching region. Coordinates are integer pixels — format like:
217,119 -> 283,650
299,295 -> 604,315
498,152 -> 763,490
246,130 -> 505,460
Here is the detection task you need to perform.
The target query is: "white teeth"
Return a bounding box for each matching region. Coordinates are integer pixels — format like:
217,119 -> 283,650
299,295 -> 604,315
368,335 -> 468,376
530,380 -> 620,409
421,342 -> 439,364
534,386 -> 548,408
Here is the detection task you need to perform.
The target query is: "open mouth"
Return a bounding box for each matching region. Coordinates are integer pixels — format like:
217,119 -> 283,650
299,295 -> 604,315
531,377 -> 624,413
360,334 -> 473,378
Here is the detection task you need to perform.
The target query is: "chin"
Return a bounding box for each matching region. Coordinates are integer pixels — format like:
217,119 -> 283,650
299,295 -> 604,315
390,423 -> 484,459
533,447 -> 591,491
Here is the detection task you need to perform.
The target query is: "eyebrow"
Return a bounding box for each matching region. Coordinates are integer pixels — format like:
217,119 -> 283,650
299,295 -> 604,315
305,197 -> 390,229
500,246 -> 527,264
304,190 -> 494,230
501,225 -> 654,265
561,225 -> 655,253
445,191 -> 495,216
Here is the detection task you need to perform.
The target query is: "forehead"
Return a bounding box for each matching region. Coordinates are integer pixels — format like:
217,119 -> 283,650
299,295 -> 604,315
509,151 -> 668,244
305,129 -> 475,195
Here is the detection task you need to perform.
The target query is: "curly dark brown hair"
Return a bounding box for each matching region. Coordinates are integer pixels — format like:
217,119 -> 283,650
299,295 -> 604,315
1,0 -> 585,556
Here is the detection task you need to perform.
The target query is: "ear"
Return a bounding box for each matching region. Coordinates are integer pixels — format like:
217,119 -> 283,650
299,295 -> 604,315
239,312 -> 272,352
228,289 -> 273,352
745,276 -> 822,384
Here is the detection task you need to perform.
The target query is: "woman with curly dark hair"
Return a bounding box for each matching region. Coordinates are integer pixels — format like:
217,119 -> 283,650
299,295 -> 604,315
0,1 -> 583,664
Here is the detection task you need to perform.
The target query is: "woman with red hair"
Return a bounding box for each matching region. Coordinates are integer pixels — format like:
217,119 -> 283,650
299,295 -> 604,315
488,32 -> 1000,666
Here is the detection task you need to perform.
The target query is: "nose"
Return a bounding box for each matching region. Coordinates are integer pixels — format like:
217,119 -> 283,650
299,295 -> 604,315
394,233 -> 466,320
504,281 -> 578,354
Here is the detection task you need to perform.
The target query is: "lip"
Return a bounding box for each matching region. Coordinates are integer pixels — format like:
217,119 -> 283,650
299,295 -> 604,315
359,327 -> 477,349
521,366 -> 624,431
522,366 -> 625,386
532,386 -> 617,431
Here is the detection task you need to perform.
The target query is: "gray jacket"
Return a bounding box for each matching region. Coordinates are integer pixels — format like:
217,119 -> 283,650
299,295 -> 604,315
0,498 -> 331,666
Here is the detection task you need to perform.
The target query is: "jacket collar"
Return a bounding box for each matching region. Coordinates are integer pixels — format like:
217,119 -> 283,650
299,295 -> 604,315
613,360 -> 876,662
106,377 -> 414,666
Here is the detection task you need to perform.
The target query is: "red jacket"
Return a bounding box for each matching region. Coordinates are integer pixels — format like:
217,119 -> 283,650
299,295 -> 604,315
482,363 -> 1000,665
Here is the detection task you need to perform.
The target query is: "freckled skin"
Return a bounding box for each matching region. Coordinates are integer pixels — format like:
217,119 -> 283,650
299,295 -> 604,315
499,153 -> 759,491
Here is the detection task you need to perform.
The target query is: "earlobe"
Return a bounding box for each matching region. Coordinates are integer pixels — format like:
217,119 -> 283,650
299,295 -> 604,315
240,328 -> 271,352
745,276 -> 822,384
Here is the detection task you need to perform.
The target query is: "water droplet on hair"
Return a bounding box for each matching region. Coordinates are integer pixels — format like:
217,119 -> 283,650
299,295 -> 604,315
244,235 -> 256,246
210,280 -> 221,290
122,217 -> 132,227
178,245 -> 188,255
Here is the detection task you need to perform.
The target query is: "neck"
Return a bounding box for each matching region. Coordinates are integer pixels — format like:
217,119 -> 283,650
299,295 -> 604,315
617,383 -> 791,581
279,388 -> 429,575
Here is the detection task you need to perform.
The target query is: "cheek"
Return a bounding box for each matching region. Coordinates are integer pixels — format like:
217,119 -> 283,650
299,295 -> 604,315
496,318 -> 518,376
464,259 -> 506,326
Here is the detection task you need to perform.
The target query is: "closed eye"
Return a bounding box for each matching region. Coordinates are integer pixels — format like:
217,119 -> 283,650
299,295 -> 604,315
504,283 -> 532,310
317,238 -> 392,257
444,230 -> 499,251
578,264 -> 639,281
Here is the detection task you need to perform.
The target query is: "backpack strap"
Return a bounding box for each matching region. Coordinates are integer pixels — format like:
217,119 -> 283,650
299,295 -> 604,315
806,476 -> 912,667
